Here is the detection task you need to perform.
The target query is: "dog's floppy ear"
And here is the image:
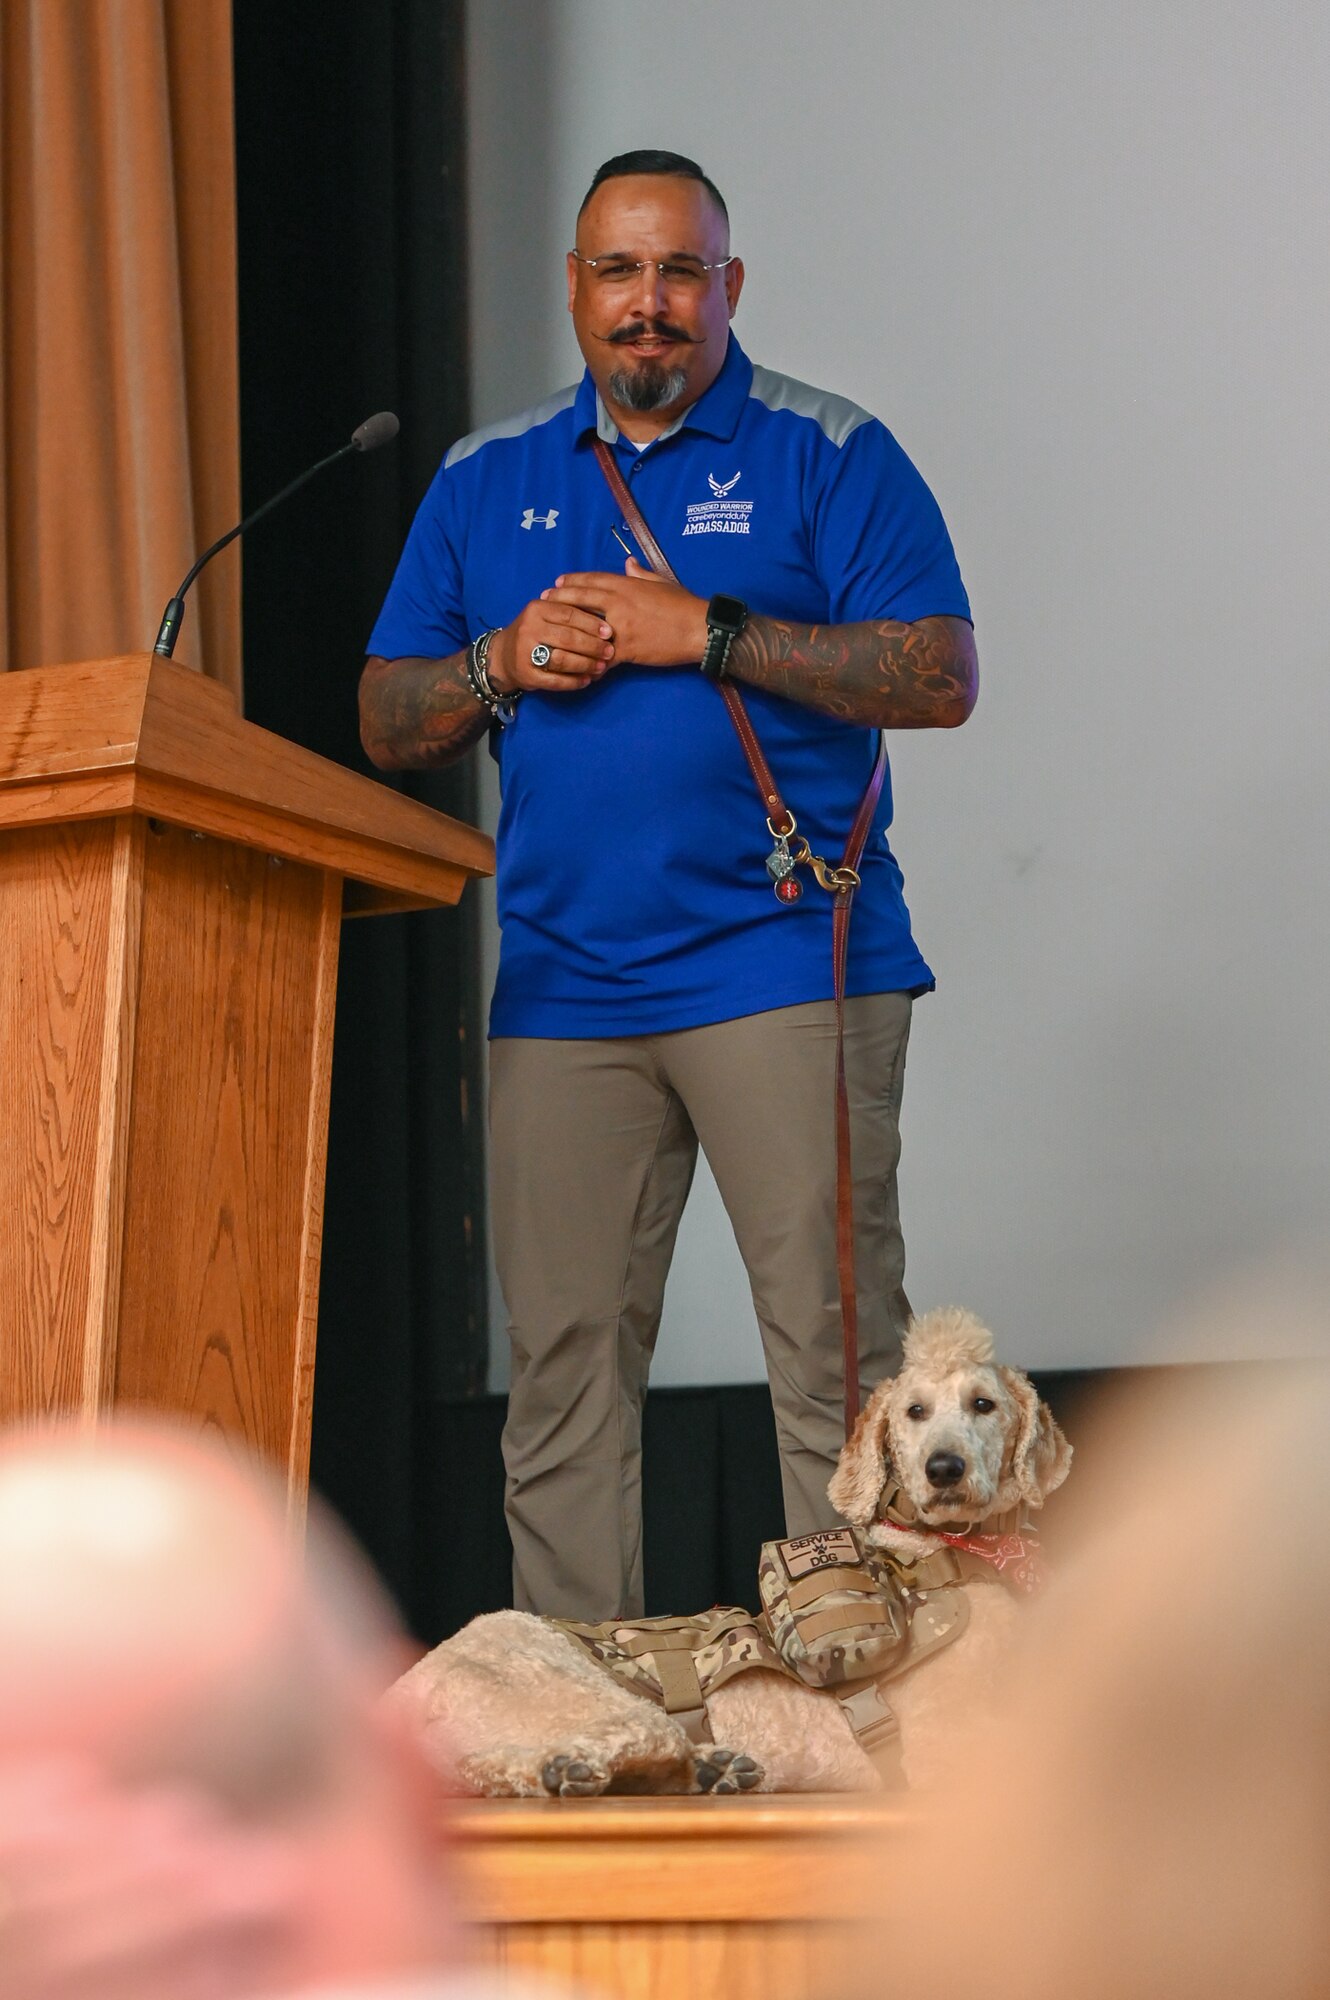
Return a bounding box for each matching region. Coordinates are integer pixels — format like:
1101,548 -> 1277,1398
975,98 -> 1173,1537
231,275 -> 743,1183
999,1368 -> 1073,1506
827,1378 -> 895,1527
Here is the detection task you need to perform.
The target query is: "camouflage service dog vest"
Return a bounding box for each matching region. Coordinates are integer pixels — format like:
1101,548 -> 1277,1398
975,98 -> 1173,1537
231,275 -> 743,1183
553,1526 -> 1010,1785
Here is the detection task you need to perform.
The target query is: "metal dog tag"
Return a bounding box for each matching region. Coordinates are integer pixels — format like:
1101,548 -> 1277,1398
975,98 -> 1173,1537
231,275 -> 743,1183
765,828 -> 803,903
765,835 -> 794,882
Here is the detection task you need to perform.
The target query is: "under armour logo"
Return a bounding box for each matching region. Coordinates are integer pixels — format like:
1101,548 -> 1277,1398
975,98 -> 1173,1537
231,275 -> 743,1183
520,507 -> 559,530
708,471 -> 741,498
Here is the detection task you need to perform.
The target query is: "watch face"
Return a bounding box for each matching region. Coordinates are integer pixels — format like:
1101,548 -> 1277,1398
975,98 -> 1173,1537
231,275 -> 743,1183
708,593 -> 748,633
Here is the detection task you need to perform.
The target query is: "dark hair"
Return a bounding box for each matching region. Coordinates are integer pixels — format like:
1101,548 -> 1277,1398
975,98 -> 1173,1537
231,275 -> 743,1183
578,149 -> 729,225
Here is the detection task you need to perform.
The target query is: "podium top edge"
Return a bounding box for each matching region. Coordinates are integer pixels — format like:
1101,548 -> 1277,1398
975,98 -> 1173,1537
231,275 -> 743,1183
452,1793 -> 910,1842
0,654 -> 494,891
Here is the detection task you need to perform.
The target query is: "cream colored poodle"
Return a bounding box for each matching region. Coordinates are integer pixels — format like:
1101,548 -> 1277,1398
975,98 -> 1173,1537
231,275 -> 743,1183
393,1308 -> 1071,1795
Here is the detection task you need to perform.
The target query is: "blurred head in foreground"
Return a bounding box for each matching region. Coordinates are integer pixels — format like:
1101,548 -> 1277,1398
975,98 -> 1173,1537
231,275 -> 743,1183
882,1354 -> 1330,2000
0,1420 -> 460,1997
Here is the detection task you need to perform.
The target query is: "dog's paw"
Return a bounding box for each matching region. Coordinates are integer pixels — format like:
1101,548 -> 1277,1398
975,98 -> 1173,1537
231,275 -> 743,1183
541,1752 -> 610,1798
693,1745 -> 763,1794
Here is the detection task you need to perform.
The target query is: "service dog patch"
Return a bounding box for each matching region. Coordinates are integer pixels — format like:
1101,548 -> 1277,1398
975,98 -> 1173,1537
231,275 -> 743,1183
777,1529 -> 862,1581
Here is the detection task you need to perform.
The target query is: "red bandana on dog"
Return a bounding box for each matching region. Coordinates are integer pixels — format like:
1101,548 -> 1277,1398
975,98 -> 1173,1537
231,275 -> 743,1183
932,1525 -> 1048,1595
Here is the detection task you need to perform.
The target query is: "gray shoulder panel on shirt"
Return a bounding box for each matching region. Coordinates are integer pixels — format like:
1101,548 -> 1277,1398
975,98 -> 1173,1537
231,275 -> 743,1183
444,384 -> 579,468
747,365 -> 874,448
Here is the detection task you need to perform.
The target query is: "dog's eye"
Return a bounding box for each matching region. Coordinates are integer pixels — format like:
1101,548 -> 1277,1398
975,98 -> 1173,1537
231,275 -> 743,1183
972,1397 -> 996,1414
906,1404 -> 927,1421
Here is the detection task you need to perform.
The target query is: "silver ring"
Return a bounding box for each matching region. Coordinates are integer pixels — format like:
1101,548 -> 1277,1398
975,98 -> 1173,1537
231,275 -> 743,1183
530,643 -> 552,668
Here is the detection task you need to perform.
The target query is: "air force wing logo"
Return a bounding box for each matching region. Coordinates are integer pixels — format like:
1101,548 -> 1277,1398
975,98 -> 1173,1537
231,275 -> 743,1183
685,470 -> 752,537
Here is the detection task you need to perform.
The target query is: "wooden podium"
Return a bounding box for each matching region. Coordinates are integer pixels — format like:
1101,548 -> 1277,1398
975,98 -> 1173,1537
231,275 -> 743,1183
457,1794 -> 893,2000
0,654 -> 492,1507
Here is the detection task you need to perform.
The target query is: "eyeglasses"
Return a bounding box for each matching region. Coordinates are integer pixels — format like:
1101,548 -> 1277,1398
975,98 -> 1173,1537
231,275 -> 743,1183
571,251 -> 736,289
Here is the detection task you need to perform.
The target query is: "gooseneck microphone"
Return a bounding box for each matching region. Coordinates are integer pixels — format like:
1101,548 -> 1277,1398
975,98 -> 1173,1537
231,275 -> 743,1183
152,411 -> 400,658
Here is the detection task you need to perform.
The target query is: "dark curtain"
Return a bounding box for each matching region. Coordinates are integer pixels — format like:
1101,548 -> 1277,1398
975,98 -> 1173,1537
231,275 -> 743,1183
232,0 -> 487,1633
397,1372 -> 1103,1642
411,1387 -> 790,1638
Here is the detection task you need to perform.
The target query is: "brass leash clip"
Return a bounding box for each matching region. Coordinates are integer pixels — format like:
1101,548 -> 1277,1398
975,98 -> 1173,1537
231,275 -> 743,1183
764,813 -> 860,900
789,836 -> 861,896
764,816 -> 856,904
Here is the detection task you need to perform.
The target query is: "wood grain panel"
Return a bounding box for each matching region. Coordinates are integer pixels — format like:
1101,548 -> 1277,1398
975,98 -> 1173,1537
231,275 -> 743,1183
0,771 -> 473,914
456,1794 -> 895,1922
134,773 -> 476,910
112,823 -> 326,1468
475,1920 -> 838,2000
0,655 -> 490,1510
467,1829 -> 864,1925
79,818 -> 143,1410
0,776 -> 138,830
0,820 -> 130,1422
0,653 -> 163,783
285,870 -> 341,1525
456,1794 -> 889,2000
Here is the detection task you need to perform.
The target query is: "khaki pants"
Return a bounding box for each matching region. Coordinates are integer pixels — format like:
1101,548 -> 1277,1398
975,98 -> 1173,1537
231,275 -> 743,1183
490,992 -> 913,1619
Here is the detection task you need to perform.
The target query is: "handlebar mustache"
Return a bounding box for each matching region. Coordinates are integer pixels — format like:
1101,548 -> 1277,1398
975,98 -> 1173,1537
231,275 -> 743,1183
593,322 -> 703,346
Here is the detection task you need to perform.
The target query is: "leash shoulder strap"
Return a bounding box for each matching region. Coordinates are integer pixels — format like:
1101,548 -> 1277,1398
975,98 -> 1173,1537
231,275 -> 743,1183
591,436 -> 886,1441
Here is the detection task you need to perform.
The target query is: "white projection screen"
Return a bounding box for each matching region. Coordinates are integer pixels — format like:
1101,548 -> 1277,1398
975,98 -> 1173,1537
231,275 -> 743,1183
467,2 -> 1330,1380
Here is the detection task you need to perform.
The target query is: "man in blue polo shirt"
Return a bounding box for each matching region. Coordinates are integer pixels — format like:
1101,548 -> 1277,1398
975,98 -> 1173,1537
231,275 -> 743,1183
362,150 -> 976,1622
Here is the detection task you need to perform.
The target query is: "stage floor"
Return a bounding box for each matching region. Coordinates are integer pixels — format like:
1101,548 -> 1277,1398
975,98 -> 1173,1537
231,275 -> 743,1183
456,1791 -> 898,2000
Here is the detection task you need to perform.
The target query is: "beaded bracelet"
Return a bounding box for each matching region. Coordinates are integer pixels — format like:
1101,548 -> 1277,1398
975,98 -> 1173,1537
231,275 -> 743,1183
466,629 -> 521,725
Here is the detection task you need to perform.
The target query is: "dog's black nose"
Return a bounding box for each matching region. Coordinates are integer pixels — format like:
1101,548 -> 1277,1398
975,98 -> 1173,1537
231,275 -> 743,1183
926,1451 -> 966,1488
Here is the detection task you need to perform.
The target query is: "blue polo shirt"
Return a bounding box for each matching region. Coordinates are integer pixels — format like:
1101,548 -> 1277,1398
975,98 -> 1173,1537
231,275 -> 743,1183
369,334 -> 970,1038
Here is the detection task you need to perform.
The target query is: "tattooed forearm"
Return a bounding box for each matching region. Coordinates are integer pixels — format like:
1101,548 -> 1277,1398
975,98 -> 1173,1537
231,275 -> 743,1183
358,651 -> 490,770
726,614 -> 978,729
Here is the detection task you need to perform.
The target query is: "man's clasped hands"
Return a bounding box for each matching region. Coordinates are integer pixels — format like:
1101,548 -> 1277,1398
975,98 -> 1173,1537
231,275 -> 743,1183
486,557 -> 713,695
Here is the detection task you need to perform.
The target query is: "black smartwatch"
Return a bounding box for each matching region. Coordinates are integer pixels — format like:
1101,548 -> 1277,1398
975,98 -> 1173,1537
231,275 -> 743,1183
700,593 -> 748,682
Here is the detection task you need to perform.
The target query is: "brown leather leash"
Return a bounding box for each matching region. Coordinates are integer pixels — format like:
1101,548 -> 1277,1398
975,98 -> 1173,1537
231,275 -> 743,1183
593,438 -> 886,1442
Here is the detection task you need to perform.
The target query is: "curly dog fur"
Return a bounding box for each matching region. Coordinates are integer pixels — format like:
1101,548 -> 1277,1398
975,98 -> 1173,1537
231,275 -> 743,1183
393,1308 -> 1071,1794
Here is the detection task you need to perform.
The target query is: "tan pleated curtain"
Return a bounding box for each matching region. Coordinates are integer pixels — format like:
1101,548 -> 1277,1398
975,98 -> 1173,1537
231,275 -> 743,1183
0,0 -> 241,695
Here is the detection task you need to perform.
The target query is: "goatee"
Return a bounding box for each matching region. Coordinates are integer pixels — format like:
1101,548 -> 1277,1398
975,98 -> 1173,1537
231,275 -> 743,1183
607,361 -> 689,413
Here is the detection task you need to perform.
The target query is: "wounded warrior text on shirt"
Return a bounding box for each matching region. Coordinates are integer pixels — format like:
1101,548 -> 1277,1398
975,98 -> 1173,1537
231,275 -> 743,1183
683,493 -> 754,535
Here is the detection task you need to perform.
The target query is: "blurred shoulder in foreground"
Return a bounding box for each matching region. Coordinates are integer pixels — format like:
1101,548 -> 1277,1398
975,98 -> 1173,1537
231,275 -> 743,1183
872,1345 -> 1330,2000
0,1420 -> 579,2000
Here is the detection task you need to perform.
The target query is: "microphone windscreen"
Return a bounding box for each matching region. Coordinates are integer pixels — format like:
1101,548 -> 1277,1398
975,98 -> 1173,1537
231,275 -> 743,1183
350,411 -> 400,453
